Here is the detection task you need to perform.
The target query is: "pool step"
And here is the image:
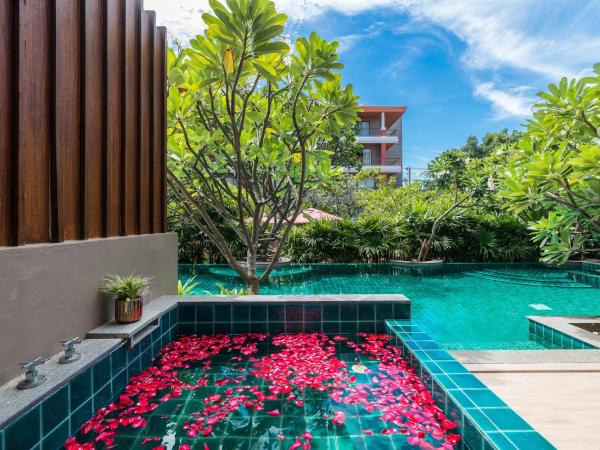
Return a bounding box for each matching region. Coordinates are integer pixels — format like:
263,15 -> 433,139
475,268 -> 578,284
465,271 -> 592,288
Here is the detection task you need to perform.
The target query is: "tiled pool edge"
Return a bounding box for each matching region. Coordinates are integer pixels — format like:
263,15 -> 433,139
386,320 -> 556,450
0,294 -> 410,450
528,316 -> 600,349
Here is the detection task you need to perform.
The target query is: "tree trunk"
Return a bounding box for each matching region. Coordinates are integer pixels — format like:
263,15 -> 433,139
417,239 -> 431,262
247,278 -> 260,295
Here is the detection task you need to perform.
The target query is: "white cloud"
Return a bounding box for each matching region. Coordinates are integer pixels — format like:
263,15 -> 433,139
145,0 -> 600,119
474,83 -> 534,120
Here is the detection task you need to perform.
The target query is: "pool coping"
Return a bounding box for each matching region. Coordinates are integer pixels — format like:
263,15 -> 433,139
87,294 -> 411,341
527,316 -> 600,349
386,320 -> 556,450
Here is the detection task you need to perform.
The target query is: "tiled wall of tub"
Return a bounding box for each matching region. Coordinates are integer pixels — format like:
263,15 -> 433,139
0,308 -> 178,450
528,319 -> 596,350
386,321 -> 555,450
177,301 -> 410,336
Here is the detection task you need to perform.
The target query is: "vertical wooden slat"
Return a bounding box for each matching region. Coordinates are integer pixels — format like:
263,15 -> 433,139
152,25 -> 163,233
55,0 -> 82,241
157,26 -> 167,233
123,0 -> 141,235
18,0 -> 51,244
105,0 -> 124,236
83,0 -> 105,238
0,0 -> 14,245
139,11 -> 154,234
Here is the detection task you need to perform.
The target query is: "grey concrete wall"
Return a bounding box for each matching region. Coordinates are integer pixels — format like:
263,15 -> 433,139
0,233 -> 178,384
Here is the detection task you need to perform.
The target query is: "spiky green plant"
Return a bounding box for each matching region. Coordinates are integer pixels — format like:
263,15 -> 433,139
102,274 -> 153,300
217,284 -> 249,296
178,276 -> 200,295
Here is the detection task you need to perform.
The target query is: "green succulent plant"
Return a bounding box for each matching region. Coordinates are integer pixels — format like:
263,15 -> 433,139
178,276 -> 200,295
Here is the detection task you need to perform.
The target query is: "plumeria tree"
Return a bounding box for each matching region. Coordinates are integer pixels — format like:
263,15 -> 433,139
167,0 -> 358,293
502,63 -> 600,264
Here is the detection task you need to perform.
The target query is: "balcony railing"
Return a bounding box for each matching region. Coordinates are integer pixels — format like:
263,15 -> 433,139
355,127 -> 401,137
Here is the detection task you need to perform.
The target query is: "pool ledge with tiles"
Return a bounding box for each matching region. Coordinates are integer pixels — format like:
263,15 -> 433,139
0,294 -> 411,450
386,321 -> 556,450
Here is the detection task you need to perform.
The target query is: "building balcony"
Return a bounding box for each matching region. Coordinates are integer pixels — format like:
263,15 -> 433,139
355,127 -> 400,144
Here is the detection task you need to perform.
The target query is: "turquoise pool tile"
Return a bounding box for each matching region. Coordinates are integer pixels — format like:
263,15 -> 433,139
465,408 -> 498,432
375,303 -> 393,321
42,419 -> 69,450
463,415 -> 486,450
5,405 -> 40,450
340,304 -> 357,321
233,322 -> 251,333
323,322 -> 340,334
416,340 -> 442,350
309,437 -> 335,449
340,322 -> 357,334
358,303 -> 375,320
214,304 -> 232,322
448,374 -> 486,389
179,323 -> 195,335
250,305 -> 267,322
400,331 -> 430,341
92,354 -> 111,391
42,385 -> 69,434
250,322 -> 268,334
111,346 -> 127,374
286,304 -> 303,321
233,304 -> 250,322
268,304 -> 285,321
93,383 -> 112,412
424,350 -> 454,361
464,389 -> 507,408
504,431 -> 555,449
485,432 -> 518,450
70,368 -> 92,410
214,322 -> 232,334
335,435 -> 366,450
71,399 -> 93,434
434,374 -> 458,390
392,303 -> 410,320
196,303 -> 213,321
268,321 -> 285,334
304,304 -> 322,321
178,303 -> 195,322
447,389 -> 476,409
436,361 -> 469,374
112,368 -> 128,396
481,408 -> 534,432
359,321 -> 375,333
323,304 -> 340,321
0,430 -> 3,450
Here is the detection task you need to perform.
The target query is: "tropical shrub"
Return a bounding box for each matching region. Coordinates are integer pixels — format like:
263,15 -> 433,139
501,62 -> 600,264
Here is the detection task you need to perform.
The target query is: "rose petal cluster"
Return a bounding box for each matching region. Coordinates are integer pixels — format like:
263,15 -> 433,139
64,332 -> 460,450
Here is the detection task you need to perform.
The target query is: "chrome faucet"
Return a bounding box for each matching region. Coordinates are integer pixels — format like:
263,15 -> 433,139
17,357 -> 47,390
59,337 -> 82,364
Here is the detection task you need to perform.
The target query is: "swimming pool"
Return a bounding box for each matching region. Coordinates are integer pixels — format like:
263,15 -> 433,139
65,333 -> 461,450
179,263 -> 600,351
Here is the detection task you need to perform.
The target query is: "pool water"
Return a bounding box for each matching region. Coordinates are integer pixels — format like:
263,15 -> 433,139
180,264 -> 600,350
66,334 -> 460,450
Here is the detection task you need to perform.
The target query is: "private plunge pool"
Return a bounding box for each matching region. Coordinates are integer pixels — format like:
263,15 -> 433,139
179,262 -> 600,351
0,296 -> 553,450
66,332 -> 461,450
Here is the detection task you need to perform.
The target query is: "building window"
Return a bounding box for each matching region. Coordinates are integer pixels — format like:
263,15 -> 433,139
358,121 -> 370,137
362,148 -> 372,166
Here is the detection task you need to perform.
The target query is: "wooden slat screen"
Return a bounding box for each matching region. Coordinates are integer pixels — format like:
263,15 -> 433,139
0,0 -> 168,246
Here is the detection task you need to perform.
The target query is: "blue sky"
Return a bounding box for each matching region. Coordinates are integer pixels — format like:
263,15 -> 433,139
146,0 -> 600,167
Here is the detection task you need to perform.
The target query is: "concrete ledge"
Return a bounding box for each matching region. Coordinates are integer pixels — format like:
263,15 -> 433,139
452,349 -> 600,366
0,338 -> 121,429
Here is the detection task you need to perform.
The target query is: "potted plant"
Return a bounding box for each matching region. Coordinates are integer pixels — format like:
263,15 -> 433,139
102,274 -> 153,324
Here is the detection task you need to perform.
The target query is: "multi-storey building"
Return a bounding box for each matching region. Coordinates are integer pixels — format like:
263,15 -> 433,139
355,105 -> 407,186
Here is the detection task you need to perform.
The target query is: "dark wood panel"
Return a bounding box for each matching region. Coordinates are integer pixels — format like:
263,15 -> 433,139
158,26 -> 167,232
83,0 -> 105,238
0,0 -> 14,245
17,0 -> 51,244
139,11 -> 154,234
123,0 -> 141,235
55,0 -> 82,241
105,0 -> 124,237
152,25 -> 163,233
